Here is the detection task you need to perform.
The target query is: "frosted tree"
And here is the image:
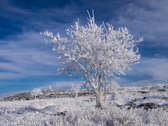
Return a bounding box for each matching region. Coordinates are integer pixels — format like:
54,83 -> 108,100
71,84 -> 81,98
48,85 -> 52,91
31,88 -> 43,99
108,81 -> 120,101
42,10 -> 143,108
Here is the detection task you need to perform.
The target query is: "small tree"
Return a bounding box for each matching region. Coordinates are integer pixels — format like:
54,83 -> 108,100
108,81 -> 120,101
48,85 -> 52,91
42,10 -> 143,108
31,88 -> 43,99
71,84 -> 81,98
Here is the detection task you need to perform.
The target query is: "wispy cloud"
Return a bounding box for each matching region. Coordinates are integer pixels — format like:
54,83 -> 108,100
138,58 -> 168,82
0,32 -> 59,79
110,0 -> 168,47
117,58 -> 168,86
40,81 -> 84,90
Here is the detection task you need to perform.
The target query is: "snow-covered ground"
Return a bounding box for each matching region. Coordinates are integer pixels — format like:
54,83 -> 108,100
0,97 -> 95,126
0,85 -> 168,126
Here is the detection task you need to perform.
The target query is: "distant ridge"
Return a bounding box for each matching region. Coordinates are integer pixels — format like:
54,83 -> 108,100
0,89 -> 95,102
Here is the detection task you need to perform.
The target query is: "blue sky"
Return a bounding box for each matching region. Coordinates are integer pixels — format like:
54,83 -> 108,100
0,0 -> 168,97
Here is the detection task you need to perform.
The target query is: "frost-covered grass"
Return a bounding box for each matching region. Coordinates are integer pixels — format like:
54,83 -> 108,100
0,86 -> 168,126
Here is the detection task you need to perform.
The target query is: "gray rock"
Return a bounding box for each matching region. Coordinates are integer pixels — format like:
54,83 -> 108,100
158,89 -> 166,92
137,103 -> 157,110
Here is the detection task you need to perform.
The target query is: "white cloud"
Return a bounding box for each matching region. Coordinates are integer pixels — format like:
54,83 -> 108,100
0,32 -> 59,79
117,58 -> 168,86
40,81 -> 84,90
111,0 -> 168,46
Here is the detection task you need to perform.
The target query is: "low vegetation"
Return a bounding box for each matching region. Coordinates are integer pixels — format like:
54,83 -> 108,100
0,84 -> 168,126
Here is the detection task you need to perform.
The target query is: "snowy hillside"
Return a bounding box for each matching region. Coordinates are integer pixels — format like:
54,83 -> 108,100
0,85 -> 168,126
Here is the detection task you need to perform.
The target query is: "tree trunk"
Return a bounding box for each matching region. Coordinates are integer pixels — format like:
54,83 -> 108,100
104,67 -> 109,106
95,89 -> 103,108
104,85 -> 108,106
104,77 -> 108,106
95,72 -> 103,108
